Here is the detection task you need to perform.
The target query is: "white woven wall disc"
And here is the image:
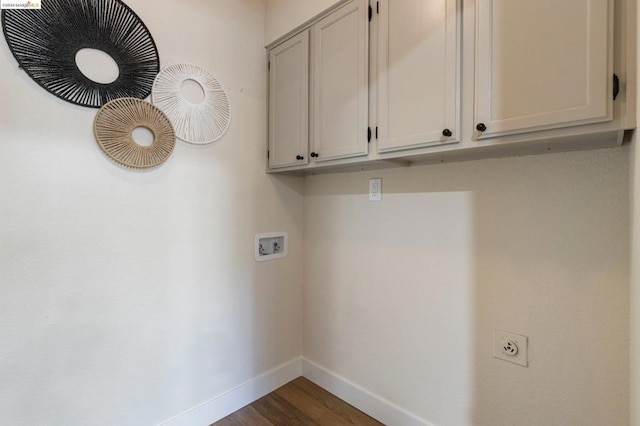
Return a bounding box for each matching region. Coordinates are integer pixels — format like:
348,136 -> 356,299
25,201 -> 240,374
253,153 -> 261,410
152,64 -> 231,145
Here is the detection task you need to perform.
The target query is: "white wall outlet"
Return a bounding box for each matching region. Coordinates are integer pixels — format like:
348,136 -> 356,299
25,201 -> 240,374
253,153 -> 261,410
369,178 -> 382,201
493,329 -> 528,367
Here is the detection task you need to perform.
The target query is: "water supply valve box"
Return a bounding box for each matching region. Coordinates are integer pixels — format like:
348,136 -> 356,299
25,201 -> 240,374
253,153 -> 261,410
255,232 -> 288,262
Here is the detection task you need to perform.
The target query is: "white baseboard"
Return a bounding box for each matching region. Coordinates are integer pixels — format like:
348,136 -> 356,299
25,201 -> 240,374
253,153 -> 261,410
160,357 -> 303,426
302,358 -> 434,426
159,356 -> 433,426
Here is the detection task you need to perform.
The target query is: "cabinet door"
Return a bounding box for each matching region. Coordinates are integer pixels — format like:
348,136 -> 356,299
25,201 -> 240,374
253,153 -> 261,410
312,0 -> 369,162
268,31 -> 309,169
474,0 -> 612,139
377,0 -> 460,153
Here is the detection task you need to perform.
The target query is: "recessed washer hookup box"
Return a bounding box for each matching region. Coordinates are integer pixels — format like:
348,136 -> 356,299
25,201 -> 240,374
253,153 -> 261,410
255,232 -> 288,262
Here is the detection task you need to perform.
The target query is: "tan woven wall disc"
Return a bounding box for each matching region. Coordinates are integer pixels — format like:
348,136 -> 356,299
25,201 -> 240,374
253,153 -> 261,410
94,97 -> 176,168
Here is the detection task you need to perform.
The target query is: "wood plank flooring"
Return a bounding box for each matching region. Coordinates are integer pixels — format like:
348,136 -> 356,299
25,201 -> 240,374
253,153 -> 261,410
213,377 -> 384,425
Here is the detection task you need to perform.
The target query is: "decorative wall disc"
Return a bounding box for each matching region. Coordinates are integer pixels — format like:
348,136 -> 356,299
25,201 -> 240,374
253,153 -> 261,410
1,0 -> 160,108
94,98 -> 176,169
152,64 -> 231,144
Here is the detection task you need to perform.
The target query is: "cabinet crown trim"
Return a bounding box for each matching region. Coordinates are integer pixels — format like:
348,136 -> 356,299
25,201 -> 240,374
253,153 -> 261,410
265,0 -> 353,49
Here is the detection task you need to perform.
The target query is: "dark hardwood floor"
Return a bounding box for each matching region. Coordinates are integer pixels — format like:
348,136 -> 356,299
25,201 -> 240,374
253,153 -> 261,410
213,377 -> 384,425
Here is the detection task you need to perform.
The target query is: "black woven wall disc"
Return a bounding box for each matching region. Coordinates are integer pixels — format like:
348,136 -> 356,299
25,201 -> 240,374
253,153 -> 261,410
2,0 -> 160,108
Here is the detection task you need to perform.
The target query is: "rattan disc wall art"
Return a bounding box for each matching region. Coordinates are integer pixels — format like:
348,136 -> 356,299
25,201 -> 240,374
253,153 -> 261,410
152,64 -> 231,145
1,0 -> 160,108
94,98 -> 176,169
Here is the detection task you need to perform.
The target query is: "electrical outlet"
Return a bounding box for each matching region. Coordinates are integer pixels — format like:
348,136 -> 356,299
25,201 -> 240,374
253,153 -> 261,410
369,178 -> 382,201
493,329 -> 528,367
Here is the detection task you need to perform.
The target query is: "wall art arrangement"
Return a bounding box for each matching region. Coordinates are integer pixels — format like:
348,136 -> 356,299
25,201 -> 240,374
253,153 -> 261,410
1,0 -> 231,169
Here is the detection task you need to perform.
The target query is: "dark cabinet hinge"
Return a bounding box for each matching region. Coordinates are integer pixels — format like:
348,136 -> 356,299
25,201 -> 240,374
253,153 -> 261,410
367,127 -> 372,142
267,150 -> 270,159
613,74 -> 619,100
368,5 -> 372,21
268,61 -> 270,71
377,1 -> 379,13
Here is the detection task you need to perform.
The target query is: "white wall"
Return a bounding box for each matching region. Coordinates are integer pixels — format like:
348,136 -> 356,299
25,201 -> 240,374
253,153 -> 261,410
304,149 -> 630,426
0,1 -> 304,425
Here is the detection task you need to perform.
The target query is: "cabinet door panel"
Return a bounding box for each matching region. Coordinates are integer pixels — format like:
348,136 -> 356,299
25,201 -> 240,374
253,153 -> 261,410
269,31 -> 309,169
312,0 -> 369,161
475,0 -> 612,139
378,0 -> 460,153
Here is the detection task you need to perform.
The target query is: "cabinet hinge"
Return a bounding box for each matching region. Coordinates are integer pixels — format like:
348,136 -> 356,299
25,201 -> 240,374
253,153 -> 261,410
367,127 -> 372,142
613,74 -> 619,100
377,1 -> 379,14
368,5 -> 372,21
267,150 -> 270,159
268,61 -> 270,71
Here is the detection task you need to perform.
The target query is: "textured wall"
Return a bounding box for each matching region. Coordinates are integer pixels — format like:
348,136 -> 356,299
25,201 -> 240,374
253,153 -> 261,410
0,1 -> 304,424
304,148 -> 630,426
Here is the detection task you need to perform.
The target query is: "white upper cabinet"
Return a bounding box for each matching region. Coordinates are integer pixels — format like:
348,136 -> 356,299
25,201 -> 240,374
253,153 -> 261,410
377,0 -> 460,153
268,30 -> 309,169
266,0 -> 632,174
474,0 -> 612,139
311,0 -> 369,161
